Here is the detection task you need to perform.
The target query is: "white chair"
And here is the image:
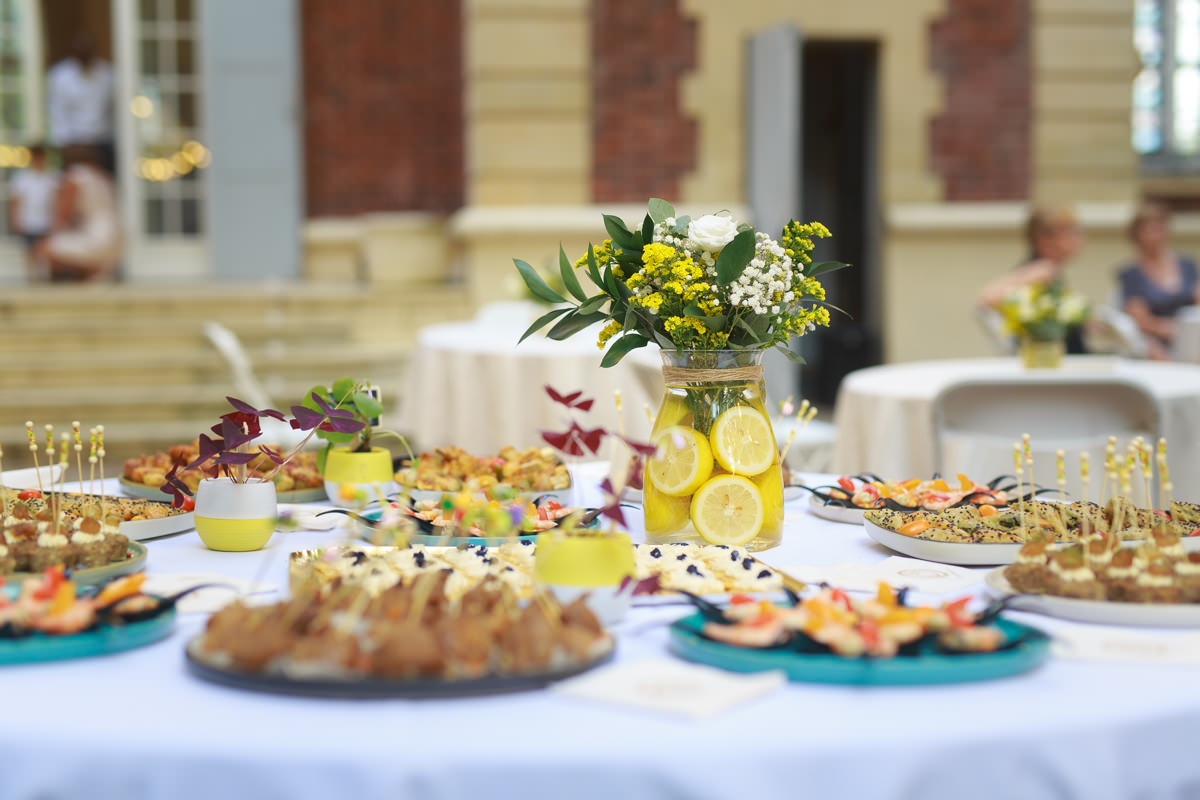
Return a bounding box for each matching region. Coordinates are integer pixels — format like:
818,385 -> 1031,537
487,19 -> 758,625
203,321 -> 307,448
773,417 -> 836,473
1085,305 -> 1150,359
932,378 -> 1160,501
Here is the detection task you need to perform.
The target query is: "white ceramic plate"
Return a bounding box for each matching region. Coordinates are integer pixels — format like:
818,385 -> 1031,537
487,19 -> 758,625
863,518 -> 1022,566
2,465 -> 66,490
985,568 -> 1200,627
120,511 -> 195,541
807,495 -> 867,525
865,519 -> 1200,567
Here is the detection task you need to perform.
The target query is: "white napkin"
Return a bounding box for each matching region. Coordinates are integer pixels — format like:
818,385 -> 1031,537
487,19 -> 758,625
1051,627 -> 1200,665
277,504 -> 342,531
777,556 -> 983,595
142,573 -> 279,614
553,658 -> 786,721
2,465 -> 66,490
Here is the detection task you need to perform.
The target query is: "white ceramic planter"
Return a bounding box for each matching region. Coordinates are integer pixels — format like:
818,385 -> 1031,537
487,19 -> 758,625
322,447 -> 397,507
193,477 -> 277,551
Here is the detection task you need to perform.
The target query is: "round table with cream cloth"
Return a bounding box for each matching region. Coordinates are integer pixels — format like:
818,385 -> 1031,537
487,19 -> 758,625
833,356 -> 1200,490
397,314 -> 663,454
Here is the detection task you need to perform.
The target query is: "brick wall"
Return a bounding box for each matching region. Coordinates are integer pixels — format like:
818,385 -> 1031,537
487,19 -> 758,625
929,0 -> 1031,201
591,0 -> 697,203
301,0 -> 464,217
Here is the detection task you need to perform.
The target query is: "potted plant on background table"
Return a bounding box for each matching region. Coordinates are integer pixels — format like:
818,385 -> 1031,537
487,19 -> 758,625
162,396 -> 365,551
514,198 -> 847,551
999,283 -> 1090,369
304,379 -> 397,508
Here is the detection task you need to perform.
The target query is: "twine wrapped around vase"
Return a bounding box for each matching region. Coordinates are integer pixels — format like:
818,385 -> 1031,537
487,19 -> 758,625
660,365 -> 765,385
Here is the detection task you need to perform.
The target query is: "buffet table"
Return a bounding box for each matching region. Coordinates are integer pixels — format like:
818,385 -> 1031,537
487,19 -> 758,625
5,471 -> 1200,800
833,356 -> 1200,488
396,316 -> 662,453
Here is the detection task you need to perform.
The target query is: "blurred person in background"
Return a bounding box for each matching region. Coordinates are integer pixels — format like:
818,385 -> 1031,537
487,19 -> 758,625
1118,201 -> 1200,360
35,145 -> 121,282
46,33 -> 115,174
978,206 -> 1088,353
7,142 -> 60,281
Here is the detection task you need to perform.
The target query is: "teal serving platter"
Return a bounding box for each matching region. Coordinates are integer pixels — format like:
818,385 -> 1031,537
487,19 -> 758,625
0,606 -> 174,666
668,613 -> 1051,686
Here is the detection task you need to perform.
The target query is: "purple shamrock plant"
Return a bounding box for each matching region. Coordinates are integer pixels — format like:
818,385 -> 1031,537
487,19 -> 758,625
160,395 -> 365,508
540,385 -> 656,530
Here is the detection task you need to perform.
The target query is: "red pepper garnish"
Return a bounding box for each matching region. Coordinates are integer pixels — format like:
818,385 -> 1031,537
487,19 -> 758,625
31,567 -> 65,601
16,489 -> 42,500
944,596 -> 973,627
729,594 -> 755,604
859,617 -> 880,649
181,497 -> 196,512
837,476 -> 856,492
829,587 -> 853,611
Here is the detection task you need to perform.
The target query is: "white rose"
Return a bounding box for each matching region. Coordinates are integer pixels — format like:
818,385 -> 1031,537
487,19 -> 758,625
687,214 -> 739,252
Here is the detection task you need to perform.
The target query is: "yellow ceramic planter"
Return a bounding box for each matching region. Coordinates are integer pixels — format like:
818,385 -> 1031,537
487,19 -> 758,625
322,447 -> 397,507
535,532 -> 635,625
193,478 -> 277,551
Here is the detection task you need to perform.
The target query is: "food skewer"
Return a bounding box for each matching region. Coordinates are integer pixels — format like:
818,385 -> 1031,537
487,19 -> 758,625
1079,452 -> 1091,538
1136,437 -> 1153,511
72,422 -> 83,494
1021,433 -> 1035,495
1056,449 -> 1066,503
0,443 -> 6,517
88,428 -> 98,500
1013,443 -> 1027,541
25,422 -> 42,493
56,432 -> 70,532
96,425 -> 107,516
1100,436 -> 1116,509
1158,437 -> 1174,521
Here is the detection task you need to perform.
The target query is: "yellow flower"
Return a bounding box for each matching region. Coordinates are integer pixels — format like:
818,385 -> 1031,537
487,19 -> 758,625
596,319 -> 622,349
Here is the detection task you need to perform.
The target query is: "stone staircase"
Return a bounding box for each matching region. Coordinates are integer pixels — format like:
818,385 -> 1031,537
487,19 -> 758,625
0,281 -> 473,466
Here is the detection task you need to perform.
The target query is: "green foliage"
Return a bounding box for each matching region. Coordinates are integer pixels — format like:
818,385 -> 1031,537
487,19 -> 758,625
304,378 -> 383,459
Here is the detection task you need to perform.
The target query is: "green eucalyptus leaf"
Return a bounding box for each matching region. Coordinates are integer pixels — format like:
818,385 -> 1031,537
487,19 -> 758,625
600,333 -> 649,368
780,347 -> 808,364
671,216 -> 691,236
648,198 -> 674,224
518,306 -> 571,343
715,229 -> 757,286
514,258 -> 566,304
804,260 -> 850,279
547,311 -> 607,340
603,214 -> 641,251
586,244 -> 604,287
559,245 -> 587,302
577,295 -> 608,315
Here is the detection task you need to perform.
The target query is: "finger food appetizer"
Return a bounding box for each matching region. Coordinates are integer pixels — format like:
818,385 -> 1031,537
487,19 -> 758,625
690,583 -> 1011,659
0,570 -> 175,638
807,473 -> 1039,513
394,446 -> 570,495
187,575 -> 614,692
122,442 -> 323,495
866,498 -> 1200,545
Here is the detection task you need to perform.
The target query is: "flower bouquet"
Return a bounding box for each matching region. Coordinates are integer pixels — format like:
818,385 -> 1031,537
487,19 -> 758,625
999,283 -> 1089,368
515,199 -> 846,549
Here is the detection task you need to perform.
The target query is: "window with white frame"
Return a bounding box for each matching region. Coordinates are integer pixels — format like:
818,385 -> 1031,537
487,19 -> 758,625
1134,0 -> 1200,171
0,0 -> 30,235
133,0 -> 206,236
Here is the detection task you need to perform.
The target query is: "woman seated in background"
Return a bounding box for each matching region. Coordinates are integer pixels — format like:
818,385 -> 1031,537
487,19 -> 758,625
1118,201 -> 1199,360
34,144 -> 121,282
978,205 -> 1087,353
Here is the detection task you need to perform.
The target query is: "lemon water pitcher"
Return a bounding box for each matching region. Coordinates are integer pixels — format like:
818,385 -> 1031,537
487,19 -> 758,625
644,349 -> 782,551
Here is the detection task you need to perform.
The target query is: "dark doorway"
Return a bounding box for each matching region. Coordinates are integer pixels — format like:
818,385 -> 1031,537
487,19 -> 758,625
41,0 -> 113,68
798,40 -> 881,407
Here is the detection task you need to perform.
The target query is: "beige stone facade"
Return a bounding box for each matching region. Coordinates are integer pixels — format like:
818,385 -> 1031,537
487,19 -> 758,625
301,0 -> 1200,364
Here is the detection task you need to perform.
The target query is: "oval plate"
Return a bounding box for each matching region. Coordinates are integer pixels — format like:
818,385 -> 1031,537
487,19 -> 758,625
0,604 -> 174,665
864,518 -> 1200,567
668,612 -> 1049,686
7,542 -> 147,587
184,637 -> 613,698
807,494 -> 867,525
118,477 -> 327,505
355,508 -> 542,548
985,568 -> 1200,627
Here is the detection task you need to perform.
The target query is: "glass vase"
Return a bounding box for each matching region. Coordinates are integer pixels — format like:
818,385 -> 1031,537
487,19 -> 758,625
1019,337 -> 1064,369
643,349 -> 783,551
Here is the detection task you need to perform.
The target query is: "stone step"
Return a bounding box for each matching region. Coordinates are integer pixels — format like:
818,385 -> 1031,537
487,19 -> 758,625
0,344 -> 414,389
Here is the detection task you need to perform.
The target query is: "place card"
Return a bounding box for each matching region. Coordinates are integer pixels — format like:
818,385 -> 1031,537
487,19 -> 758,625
553,658 -> 785,721
142,573 -> 278,614
777,556 -> 983,595
1051,627 -> 1200,665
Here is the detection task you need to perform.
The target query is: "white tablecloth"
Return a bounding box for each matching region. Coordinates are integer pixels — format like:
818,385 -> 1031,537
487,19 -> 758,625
396,317 -> 662,453
833,356 -> 1200,492
5,472 -> 1200,799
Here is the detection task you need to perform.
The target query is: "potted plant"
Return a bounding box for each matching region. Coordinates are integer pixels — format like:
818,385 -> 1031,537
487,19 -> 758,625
530,386 -> 658,624
304,378 -> 396,507
515,198 -> 846,550
162,396 -> 364,551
